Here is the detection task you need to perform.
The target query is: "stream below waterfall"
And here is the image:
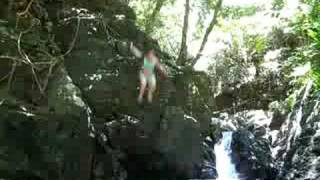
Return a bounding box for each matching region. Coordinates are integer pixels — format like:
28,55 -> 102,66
214,132 -> 239,180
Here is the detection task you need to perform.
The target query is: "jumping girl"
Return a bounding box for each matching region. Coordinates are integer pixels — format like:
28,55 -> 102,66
129,42 -> 167,103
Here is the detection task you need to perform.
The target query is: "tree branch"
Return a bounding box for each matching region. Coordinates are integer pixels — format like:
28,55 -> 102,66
191,0 -> 223,66
17,30 -> 44,94
7,62 -> 17,90
63,17 -> 81,56
177,0 -> 190,65
0,55 -> 26,63
16,0 -> 35,17
145,0 -> 166,34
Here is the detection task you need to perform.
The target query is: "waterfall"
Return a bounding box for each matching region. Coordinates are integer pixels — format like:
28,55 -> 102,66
293,79 -> 313,140
214,131 -> 239,180
282,79 -> 313,155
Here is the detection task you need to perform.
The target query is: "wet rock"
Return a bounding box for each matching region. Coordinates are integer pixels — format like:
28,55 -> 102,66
102,106 -> 204,179
211,110 -> 273,135
196,136 -> 218,179
214,73 -> 288,112
0,98 -> 95,180
312,134 -> 320,155
48,66 -> 88,116
268,101 -> 288,130
231,130 -> 278,180
275,85 -> 320,180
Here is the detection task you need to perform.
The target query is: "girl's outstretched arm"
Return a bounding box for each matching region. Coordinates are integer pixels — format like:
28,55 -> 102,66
129,42 -> 143,58
156,58 -> 168,78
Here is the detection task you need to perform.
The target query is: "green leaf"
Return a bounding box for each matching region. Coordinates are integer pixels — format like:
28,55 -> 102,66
307,29 -> 318,40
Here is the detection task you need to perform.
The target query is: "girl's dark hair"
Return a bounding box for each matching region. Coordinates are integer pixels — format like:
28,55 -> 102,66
143,39 -> 159,56
144,44 -> 153,53
144,47 -> 154,57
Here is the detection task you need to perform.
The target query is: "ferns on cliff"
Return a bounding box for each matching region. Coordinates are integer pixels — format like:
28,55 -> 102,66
290,0 -> 320,91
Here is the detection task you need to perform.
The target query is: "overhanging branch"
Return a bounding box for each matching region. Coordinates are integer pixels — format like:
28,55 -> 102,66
145,0 -> 166,34
177,0 -> 190,65
191,0 -> 223,66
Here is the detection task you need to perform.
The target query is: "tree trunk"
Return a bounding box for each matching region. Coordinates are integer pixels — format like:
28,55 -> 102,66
177,0 -> 190,66
145,0 -> 166,34
191,0 -> 223,66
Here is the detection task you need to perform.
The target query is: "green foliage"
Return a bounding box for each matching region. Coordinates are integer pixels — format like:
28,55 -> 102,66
129,0 -> 173,32
206,0 -> 221,10
286,94 -> 296,110
272,0 -> 286,11
311,69 -> 320,90
221,6 -> 257,19
129,0 -> 154,29
285,0 -> 320,92
246,34 -> 268,54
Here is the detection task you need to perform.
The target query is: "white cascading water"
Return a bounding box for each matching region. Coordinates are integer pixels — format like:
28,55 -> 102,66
293,79 -> 313,140
214,131 -> 239,180
282,79 -> 313,156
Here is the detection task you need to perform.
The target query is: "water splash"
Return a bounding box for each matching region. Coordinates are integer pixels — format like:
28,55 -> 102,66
214,132 -> 239,180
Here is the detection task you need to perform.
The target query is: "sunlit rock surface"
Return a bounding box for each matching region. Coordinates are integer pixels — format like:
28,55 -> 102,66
272,81 -> 320,180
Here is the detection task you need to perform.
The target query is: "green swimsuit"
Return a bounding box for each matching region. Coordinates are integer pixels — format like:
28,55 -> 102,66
143,57 -> 156,76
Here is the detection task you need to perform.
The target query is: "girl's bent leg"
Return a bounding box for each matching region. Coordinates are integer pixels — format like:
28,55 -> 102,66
147,75 -> 156,103
138,72 -> 147,103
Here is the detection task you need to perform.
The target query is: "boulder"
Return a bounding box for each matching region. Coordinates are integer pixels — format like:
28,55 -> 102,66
231,130 -> 278,180
103,105 -> 204,179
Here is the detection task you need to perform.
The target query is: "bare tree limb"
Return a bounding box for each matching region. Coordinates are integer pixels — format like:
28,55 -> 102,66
0,73 -> 10,83
2,6 -> 63,95
26,54 -> 44,94
17,32 -> 28,61
38,50 -> 60,92
15,0 -> 36,28
177,0 -> 190,65
41,62 -> 55,93
63,17 -> 81,56
18,30 -> 44,94
0,55 -> 26,64
16,0 -> 36,17
7,62 -> 17,90
191,0 -> 223,66
145,0 -> 166,34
